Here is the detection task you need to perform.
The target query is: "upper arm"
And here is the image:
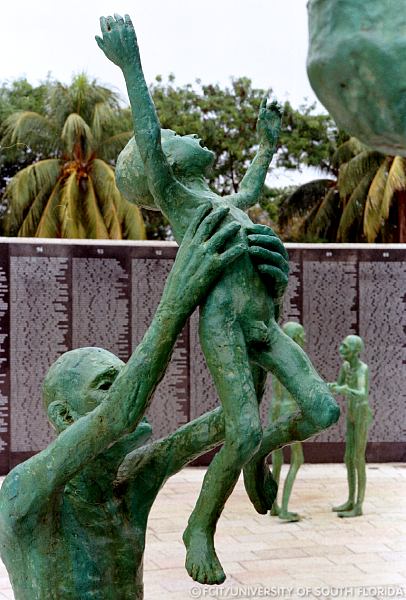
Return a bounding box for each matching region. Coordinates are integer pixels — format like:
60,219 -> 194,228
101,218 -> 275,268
143,132 -> 177,202
0,404 -> 125,522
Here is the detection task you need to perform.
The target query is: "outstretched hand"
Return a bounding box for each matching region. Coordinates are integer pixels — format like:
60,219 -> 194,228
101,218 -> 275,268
328,382 -> 349,396
163,204 -> 244,318
246,223 -> 289,303
256,97 -> 283,151
96,14 -> 139,70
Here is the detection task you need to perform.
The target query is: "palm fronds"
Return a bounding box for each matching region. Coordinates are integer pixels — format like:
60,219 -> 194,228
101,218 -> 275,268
4,159 -> 60,234
1,111 -> 57,154
2,74 -> 145,240
61,113 -> 94,159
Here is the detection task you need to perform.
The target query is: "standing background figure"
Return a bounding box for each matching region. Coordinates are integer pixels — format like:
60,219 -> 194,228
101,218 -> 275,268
329,335 -> 372,518
269,322 -> 305,522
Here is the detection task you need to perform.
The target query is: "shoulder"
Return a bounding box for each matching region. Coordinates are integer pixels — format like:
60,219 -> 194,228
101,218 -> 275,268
0,465 -> 28,532
0,455 -> 57,529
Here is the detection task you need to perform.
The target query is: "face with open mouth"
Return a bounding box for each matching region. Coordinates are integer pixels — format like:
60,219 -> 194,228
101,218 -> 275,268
161,129 -> 215,176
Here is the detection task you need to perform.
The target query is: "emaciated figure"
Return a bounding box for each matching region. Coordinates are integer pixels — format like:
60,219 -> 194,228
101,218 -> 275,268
0,208 -> 286,599
270,322 -> 305,522
328,335 -> 372,518
96,14 -> 339,585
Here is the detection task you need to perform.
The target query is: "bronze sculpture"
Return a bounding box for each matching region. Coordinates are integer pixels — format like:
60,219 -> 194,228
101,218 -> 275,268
329,335 -> 372,518
96,14 -> 339,585
270,322 -> 305,522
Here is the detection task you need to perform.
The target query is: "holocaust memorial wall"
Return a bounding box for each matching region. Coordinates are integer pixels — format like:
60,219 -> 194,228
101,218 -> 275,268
0,239 -> 404,473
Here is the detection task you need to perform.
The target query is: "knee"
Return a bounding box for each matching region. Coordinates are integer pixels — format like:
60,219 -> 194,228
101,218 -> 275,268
228,426 -> 262,464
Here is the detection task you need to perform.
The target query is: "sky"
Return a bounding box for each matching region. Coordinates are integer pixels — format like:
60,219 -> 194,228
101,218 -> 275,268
1,0 -> 327,186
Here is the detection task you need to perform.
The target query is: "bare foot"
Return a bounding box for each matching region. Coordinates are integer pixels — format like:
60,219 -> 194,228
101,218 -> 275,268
270,502 -> 280,516
183,525 -> 226,585
278,510 -> 300,522
338,505 -> 362,518
332,500 -> 354,512
243,457 -> 278,514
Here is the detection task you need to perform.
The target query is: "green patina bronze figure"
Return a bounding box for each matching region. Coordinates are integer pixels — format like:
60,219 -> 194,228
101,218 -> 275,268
307,0 -> 406,156
328,335 -> 372,518
269,322 -> 305,522
96,14 -> 339,585
0,208 -> 289,599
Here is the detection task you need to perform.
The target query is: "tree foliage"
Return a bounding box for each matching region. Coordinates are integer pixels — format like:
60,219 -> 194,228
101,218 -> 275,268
278,136 -> 406,242
151,75 -> 339,197
1,75 -> 145,239
1,74 -> 343,239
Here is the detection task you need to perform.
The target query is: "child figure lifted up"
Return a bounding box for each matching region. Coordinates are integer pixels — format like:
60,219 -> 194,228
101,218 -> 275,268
97,14 -> 339,585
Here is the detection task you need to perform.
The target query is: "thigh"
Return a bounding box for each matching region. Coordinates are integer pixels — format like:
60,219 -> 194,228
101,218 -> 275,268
200,311 -> 260,435
354,413 -> 369,458
290,442 -> 304,464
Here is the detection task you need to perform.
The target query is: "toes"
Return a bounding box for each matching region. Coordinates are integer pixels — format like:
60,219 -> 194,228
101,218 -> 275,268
213,565 -> 226,585
189,562 -> 198,582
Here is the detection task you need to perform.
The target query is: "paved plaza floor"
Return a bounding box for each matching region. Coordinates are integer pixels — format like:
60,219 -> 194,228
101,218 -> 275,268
0,463 -> 404,599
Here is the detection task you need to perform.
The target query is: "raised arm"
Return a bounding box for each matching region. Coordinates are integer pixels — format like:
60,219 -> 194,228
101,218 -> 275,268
0,206 -> 243,523
96,14 -> 176,202
230,98 -> 282,211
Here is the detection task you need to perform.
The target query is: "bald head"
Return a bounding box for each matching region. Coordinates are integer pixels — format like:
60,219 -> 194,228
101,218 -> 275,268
341,335 -> 364,356
43,348 -> 124,426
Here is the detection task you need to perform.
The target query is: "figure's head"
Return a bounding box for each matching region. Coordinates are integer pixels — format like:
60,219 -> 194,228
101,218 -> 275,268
282,321 -> 305,348
339,335 -> 364,360
43,347 -> 124,432
116,129 -> 215,209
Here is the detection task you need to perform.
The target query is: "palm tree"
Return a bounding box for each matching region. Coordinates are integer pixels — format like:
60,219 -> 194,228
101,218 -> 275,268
277,178 -> 339,242
334,138 -> 406,242
1,74 -> 145,239
278,137 -> 406,243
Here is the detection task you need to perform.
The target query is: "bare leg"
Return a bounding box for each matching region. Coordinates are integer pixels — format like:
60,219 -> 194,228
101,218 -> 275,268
251,321 -> 339,435
338,415 -> 370,518
334,420 -> 355,512
245,322 -> 339,514
270,448 -> 283,516
243,364 -> 278,515
279,442 -> 304,521
183,321 -> 262,585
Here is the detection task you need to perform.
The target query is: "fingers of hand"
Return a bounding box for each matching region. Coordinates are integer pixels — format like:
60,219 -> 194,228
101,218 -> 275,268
218,244 -> 246,268
95,35 -> 104,50
100,16 -> 109,33
183,203 -> 212,242
250,247 -> 289,275
257,264 -> 288,288
260,95 -> 268,111
269,100 -> 284,116
194,206 -> 229,244
247,233 -> 289,261
100,13 -> 129,34
106,15 -> 115,30
206,222 -> 241,253
246,223 -> 276,236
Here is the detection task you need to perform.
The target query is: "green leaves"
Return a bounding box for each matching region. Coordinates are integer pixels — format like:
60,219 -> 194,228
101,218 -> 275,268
5,159 -> 61,235
1,74 -> 145,240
